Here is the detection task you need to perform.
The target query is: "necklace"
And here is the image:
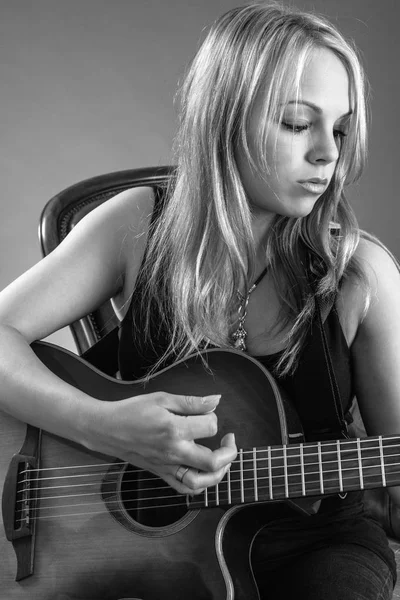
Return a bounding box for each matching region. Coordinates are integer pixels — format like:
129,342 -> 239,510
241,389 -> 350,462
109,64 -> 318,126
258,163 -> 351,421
231,265 -> 269,352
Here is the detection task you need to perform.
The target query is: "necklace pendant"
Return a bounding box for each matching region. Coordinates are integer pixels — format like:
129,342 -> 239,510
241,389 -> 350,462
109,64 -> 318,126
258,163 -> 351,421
232,324 -> 248,352
232,267 -> 268,354
234,337 -> 247,352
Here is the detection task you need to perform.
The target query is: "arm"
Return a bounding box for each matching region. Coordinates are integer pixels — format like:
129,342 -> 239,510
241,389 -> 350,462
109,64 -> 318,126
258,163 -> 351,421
0,186 -> 236,493
347,238 -> 400,504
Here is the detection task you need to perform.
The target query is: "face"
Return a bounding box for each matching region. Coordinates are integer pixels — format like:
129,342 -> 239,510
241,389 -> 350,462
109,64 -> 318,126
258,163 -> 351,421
235,47 -> 352,229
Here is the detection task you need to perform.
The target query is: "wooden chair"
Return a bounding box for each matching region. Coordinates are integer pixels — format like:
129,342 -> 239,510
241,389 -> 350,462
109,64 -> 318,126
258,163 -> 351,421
39,167 -> 400,596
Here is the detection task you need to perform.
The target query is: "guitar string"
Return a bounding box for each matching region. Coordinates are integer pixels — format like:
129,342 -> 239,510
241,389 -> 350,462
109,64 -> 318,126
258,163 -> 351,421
17,436 -> 400,479
14,461 -> 399,517
16,463 -> 399,508
16,475 -> 397,526
17,456 -> 394,495
16,452 -> 400,499
15,453 -> 400,501
16,462 -> 400,505
16,439 -> 400,491
14,462 -> 400,525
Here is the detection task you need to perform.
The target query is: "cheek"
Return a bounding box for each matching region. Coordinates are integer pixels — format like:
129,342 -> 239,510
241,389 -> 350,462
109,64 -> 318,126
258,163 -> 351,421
235,129 -> 304,200
276,135 -> 301,163
270,136 -> 309,185
265,146 -> 294,186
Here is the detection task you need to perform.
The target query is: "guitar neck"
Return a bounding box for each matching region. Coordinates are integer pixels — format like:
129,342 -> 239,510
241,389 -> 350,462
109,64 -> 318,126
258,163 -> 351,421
189,434 -> 400,509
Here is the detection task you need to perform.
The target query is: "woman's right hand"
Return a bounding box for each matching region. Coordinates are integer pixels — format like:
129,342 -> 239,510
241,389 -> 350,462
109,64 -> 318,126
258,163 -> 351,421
83,392 -> 237,495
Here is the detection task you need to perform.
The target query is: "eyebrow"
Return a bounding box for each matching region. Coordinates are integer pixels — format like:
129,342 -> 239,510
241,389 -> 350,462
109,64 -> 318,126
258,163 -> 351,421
284,100 -> 352,118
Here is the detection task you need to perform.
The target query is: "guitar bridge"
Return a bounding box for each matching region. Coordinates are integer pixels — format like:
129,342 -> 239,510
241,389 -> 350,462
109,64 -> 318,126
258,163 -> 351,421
3,454 -> 36,541
2,425 -> 40,581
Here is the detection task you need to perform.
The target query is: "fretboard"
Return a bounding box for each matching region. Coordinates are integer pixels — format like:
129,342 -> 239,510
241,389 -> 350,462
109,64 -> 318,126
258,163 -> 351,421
189,435 -> 400,509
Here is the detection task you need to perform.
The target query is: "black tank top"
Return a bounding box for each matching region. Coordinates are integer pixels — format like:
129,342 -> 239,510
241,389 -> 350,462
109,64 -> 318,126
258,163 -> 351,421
118,292 -> 353,441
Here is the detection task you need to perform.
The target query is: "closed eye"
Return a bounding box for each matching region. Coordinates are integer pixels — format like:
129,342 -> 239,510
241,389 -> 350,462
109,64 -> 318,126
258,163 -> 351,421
282,122 -> 348,141
281,122 -> 309,134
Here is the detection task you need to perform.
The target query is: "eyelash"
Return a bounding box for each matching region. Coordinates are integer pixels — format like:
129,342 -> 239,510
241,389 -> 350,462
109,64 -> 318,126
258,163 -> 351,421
281,122 -> 348,139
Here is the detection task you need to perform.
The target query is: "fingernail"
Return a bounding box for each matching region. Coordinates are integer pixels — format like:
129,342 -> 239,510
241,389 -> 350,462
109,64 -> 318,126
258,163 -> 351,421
203,394 -> 221,403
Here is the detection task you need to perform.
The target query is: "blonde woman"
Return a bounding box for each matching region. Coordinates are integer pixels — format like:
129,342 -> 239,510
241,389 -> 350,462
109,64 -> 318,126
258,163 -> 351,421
0,2 -> 399,598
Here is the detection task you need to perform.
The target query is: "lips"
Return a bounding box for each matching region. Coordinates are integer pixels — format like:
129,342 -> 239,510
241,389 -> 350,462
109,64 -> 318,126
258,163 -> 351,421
298,179 -> 329,195
298,178 -> 329,185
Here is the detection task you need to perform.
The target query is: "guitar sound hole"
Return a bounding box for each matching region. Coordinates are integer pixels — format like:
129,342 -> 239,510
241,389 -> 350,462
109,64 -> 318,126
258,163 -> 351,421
120,466 -> 188,527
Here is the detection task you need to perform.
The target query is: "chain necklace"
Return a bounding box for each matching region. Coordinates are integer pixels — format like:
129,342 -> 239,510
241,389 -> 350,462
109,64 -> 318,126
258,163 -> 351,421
231,265 -> 269,352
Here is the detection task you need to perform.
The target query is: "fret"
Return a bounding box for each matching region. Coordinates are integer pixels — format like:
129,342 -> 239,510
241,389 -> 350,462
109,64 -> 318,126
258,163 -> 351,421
379,436 -> 386,487
215,481 -> 219,506
271,446 -> 289,499
358,437 -> 384,489
376,436 -> 400,487
227,465 -> 232,504
317,442 -> 324,494
225,451 -> 246,505
337,440 -> 343,493
283,445 -> 289,498
301,444 -> 318,496
268,447 -> 282,499
268,446 -> 273,500
239,449 -> 244,503
339,438 -> 357,490
204,486 -> 208,508
253,447 -> 258,502
302,442 -> 336,496
300,443 -> 306,496
357,438 -> 364,490
285,443 -> 304,498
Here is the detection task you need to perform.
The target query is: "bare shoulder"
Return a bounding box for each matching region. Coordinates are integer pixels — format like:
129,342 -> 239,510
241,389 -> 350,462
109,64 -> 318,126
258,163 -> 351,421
79,185 -> 155,253
336,234 -> 400,347
354,234 -> 400,290
89,186 -> 156,318
353,234 -> 400,321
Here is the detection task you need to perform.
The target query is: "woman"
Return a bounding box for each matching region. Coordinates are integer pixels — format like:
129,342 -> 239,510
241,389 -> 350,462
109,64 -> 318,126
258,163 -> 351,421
0,2 -> 399,598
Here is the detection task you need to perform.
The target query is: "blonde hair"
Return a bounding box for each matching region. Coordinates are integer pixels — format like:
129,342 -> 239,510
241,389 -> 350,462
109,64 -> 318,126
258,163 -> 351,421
136,1 -> 369,376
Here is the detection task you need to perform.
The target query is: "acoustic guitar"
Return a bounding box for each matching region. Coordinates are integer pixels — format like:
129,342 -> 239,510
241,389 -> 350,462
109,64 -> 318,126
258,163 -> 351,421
1,341 -> 398,600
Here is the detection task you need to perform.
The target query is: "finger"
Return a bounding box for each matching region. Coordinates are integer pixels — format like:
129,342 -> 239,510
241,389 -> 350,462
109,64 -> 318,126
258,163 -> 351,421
160,465 -> 222,495
174,412 -> 218,441
179,438 -> 237,472
176,463 -> 231,494
221,432 -> 236,449
211,437 -> 237,467
158,392 -> 221,416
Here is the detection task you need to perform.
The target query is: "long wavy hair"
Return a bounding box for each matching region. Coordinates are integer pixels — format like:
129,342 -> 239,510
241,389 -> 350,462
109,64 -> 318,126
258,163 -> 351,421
136,1 -> 370,377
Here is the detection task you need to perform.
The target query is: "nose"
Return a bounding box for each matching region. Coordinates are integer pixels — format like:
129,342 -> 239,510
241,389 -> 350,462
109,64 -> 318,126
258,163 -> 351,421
307,129 -> 340,165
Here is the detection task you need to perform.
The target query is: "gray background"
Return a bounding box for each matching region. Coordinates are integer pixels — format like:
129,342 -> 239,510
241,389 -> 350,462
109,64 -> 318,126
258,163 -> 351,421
0,0 -> 398,351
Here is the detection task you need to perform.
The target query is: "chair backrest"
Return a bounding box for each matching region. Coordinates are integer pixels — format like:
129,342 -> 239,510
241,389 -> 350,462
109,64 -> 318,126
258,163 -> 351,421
39,165 -> 174,372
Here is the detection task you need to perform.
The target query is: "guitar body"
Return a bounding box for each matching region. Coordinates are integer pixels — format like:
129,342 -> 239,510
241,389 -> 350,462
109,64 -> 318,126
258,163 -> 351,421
0,342 -> 305,600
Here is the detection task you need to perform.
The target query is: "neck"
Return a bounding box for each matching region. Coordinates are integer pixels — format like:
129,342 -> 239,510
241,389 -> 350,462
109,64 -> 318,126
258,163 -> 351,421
188,434 -> 400,509
251,208 -> 274,245
251,214 -> 274,266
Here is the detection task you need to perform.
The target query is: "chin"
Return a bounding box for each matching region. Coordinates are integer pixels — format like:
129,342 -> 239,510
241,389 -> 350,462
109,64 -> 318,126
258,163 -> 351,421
282,200 -> 318,219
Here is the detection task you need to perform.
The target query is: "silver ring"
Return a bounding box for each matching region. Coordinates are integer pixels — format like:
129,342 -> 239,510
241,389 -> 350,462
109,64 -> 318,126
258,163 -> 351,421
175,466 -> 190,483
